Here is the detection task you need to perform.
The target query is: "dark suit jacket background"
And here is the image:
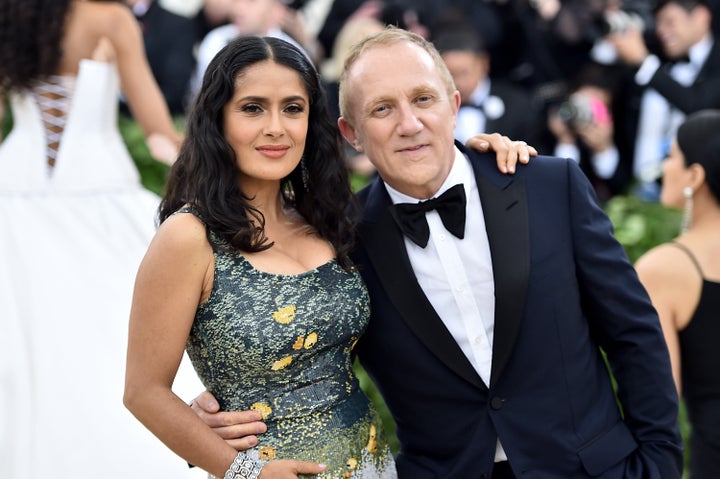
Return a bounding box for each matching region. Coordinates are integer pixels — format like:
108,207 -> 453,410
483,80 -> 545,152
647,37 -> 720,114
133,1 -> 198,115
619,37 -> 720,168
352,143 -> 682,479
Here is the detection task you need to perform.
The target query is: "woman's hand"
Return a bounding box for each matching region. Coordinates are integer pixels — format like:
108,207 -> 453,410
465,132 -> 538,174
259,460 -> 327,478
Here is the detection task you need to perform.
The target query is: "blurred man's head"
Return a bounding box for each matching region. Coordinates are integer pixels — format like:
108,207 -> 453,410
229,0 -> 284,36
433,27 -> 489,106
653,0 -> 712,59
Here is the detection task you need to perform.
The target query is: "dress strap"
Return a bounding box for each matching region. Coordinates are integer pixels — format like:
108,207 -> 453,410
669,241 -> 705,280
32,75 -> 77,171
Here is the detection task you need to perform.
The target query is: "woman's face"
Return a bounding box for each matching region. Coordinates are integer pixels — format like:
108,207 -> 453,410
660,139 -> 693,208
223,60 -> 309,188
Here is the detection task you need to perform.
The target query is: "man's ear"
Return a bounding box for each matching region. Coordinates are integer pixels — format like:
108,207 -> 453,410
338,117 -> 363,152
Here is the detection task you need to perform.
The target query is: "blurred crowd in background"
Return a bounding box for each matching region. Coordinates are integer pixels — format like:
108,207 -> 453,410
126,0 -> 720,203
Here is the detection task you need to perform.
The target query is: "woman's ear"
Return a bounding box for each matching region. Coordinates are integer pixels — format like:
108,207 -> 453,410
689,163 -> 706,191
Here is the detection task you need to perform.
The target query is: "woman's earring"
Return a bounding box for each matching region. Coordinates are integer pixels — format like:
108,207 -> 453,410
301,157 -> 309,191
681,186 -> 693,233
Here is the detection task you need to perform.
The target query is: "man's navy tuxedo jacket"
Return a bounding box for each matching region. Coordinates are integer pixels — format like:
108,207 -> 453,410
352,143 -> 683,479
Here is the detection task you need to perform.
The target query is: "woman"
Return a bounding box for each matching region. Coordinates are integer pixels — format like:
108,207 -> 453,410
123,35 -> 397,479
0,1 -> 200,477
635,109 -> 720,478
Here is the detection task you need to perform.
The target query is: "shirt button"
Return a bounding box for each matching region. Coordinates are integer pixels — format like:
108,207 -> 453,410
438,233 -> 446,241
474,336 -> 483,345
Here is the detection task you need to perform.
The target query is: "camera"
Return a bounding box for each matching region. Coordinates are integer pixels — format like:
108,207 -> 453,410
557,93 -> 611,129
601,10 -> 645,34
592,0 -> 654,37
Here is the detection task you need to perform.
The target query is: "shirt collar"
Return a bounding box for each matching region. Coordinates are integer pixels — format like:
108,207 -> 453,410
467,78 -> 491,107
688,34 -> 713,67
385,146 -> 472,205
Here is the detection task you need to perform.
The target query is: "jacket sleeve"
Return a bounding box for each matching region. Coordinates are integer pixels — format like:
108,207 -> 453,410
565,159 -> 684,479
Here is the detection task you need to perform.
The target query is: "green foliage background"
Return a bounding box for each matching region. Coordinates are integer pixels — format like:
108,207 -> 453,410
119,118 -> 687,468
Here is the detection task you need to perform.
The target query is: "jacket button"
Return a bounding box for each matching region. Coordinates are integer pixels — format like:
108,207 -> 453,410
490,396 -> 505,410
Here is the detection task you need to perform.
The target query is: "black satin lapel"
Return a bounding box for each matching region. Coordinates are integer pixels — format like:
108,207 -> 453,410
475,175 -> 530,388
360,206 -> 486,390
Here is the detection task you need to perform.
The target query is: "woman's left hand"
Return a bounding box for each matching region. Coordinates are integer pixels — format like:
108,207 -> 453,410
466,133 -> 537,174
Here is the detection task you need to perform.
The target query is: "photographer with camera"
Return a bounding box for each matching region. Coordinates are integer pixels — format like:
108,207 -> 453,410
548,62 -> 634,203
608,0 -> 720,201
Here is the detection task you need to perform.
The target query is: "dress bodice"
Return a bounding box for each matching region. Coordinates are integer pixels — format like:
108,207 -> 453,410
0,60 -> 141,193
182,208 -> 395,478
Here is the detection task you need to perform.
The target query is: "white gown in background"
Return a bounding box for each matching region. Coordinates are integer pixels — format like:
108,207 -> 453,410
0,60 -> 204,478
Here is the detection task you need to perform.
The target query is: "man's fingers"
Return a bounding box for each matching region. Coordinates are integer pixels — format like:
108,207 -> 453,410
225,436 -> 260,452
191,391 -> 221,413
212,419 -> 268,440
193,407 -> 264,429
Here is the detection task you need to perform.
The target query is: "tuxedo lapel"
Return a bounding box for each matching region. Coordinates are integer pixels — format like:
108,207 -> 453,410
464,146 -> 530,388
359,178 -> 485,390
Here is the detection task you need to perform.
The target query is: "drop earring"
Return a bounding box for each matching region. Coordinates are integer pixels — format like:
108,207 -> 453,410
681,186 -> 693,233
301,156 -> 309,191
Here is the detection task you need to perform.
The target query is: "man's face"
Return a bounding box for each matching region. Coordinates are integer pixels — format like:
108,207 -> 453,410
229,0 -> 280,35
655,3 -> 708,59
441,50 -> 489,105
338,41 -> 460,199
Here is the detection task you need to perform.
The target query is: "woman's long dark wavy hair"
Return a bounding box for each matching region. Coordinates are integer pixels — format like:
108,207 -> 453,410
159,36 -> 360,268
0,0 -> 73,92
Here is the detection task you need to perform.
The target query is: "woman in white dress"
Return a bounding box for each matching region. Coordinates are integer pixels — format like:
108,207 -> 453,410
0,1 -> 201,477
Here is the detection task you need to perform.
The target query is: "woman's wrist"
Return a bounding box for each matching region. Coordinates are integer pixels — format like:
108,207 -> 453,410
210,451 -> 263,479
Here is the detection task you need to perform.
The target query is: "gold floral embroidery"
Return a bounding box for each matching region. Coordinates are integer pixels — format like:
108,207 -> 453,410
366,424 -> 377,453
292,336 -> 304,350
272,356 -> 293,370
304,332 -> 318,349
250,402 -> 272,420
272,305 -> 296,324
259,446 -> 276,460
346,457 -> 358,470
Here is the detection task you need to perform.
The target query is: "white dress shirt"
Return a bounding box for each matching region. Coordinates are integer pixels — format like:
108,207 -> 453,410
385,147 -> 508,461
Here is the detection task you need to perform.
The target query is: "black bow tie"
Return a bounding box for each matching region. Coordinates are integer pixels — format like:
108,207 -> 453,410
389,184 -> 467,248
669,54 -> 691,66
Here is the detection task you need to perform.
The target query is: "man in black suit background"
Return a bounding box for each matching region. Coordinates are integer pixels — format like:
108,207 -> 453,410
610,0 -> 720,199
432,24 -> 543,151
124,0 -> 198,115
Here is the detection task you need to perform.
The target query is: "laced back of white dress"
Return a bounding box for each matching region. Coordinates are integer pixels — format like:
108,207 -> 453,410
32,75 -> 76,173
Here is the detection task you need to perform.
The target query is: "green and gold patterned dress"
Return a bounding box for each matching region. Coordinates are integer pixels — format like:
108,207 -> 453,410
181,208 -> 396,478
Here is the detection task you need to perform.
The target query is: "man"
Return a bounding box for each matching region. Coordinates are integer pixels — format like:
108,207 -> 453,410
610,0 -> 720,199
189,0 -> 307,98
124,0 -> 198,115
433,25 -> 541,148
196,27 -> 682,478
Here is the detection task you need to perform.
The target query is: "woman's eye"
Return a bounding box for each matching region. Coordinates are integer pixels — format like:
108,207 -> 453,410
242,104 -> 263,114
285,104 -> 305,114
